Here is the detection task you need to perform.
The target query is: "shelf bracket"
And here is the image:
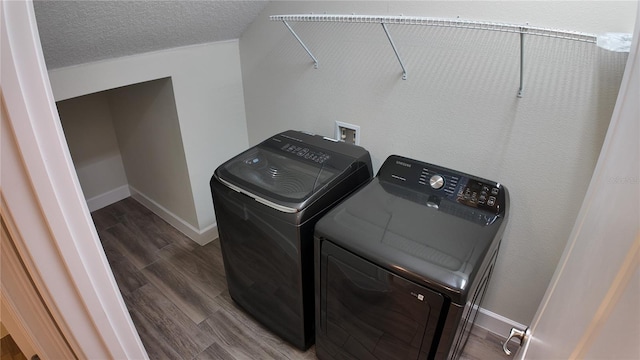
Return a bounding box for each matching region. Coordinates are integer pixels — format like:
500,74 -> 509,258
518,30 -> 526,98
282,20 -> 318,69
381,23 -> 407,80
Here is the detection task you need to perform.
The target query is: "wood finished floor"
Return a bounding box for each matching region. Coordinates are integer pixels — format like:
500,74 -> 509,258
1,335 -> 27,360
92,197 -> 511,360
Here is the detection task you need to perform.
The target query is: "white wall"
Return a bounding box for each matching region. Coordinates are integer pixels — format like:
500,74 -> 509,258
239,1 -> 636,326
108,78 -> 198,228
48,40 -> 249,233
56,92 -> 128,202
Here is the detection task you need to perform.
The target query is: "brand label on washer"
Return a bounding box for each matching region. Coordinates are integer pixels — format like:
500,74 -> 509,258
411,292 -> 424,301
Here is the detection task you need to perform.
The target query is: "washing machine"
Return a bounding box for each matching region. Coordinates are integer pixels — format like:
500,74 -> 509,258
210,130 -> 372,350
314,155 -> 509,359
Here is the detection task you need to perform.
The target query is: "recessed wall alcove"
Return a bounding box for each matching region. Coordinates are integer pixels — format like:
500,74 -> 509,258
48,40 -> 250,246
57,77 -> 199,238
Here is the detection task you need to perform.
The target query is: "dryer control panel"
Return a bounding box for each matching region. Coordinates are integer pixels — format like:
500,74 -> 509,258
378,155 -> 507,217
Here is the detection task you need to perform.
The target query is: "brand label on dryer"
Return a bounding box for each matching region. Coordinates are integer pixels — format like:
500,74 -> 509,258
411,292 -> 424,301
395,160 -> 412,168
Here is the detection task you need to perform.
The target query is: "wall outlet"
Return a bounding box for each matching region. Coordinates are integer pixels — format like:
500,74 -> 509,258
335,121 -> 360,145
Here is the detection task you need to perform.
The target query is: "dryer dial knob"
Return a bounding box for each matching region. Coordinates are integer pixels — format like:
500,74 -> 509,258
430,175 -> 445,189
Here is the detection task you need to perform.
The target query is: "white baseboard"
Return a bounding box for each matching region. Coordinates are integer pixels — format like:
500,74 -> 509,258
475,306 -> 527,340
129,186 -> 217,246
86,185 -> 131,212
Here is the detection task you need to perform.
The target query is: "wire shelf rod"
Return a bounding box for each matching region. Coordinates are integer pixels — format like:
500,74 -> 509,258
270,14 -> 597,43
271,14 -> 600,95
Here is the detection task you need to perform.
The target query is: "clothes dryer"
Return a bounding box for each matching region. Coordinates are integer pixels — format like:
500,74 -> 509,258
315,155 -> 509,359
210,130 -> 372,350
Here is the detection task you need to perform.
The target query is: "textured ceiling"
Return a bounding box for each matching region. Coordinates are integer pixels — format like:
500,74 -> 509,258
33,1 -> 270,69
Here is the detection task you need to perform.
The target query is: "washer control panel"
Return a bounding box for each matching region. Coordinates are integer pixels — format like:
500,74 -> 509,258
261,133 -> 334,165
378,155 -> 506,216
278,142 -> 331,164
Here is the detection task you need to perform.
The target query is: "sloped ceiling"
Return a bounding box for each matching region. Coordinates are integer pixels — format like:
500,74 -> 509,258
33,1 -> 269,69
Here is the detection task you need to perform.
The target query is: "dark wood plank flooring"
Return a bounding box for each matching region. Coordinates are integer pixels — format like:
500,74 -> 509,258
91,198 -> 510,360
1,335 -> 27,360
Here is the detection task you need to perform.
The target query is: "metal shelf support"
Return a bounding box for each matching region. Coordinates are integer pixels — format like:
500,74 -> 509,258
282,20 -> 318,69
381,22 -> 408,80
518,31 -> 525,98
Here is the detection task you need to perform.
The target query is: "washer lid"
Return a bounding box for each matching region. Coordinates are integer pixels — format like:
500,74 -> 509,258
214,131 -> 367,212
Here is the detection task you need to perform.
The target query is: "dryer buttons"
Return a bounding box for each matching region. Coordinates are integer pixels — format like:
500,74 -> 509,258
429,175 -> 445,189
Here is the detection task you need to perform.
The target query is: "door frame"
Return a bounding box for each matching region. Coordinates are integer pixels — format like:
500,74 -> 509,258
1,1 -> 148,358
1,206 -> 75,360
516,4 -> 639,358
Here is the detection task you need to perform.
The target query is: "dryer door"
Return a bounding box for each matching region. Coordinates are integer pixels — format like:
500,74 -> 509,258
318,241 -> 445,360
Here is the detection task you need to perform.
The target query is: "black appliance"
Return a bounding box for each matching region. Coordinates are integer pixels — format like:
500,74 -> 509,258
210,130 -> 372,350
314,155 -> 509,359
